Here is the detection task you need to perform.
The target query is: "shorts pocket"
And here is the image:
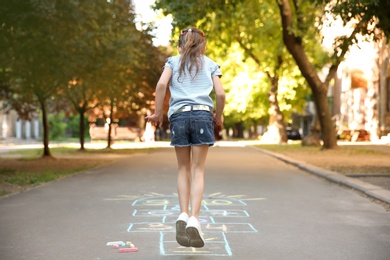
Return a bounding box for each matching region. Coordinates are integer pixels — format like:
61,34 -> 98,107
194,120 -> 214,143
170,120 -> 187,144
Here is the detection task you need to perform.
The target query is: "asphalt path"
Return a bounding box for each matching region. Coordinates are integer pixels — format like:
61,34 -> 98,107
1,146 -> 389,260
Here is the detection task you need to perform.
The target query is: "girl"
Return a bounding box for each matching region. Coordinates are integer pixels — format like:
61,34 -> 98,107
146,27 -> 225,248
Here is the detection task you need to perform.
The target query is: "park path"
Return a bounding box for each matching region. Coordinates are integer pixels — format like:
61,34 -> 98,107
1,146 -> 389,260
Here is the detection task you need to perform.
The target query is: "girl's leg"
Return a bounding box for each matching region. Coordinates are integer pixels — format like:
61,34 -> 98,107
175,146 -> 191,214
190,144 -> 209,218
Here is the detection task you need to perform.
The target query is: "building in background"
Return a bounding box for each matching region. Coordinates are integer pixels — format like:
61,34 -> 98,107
330,37 -> 390,142
292,22 -> 390,143
0,102 -> 40,141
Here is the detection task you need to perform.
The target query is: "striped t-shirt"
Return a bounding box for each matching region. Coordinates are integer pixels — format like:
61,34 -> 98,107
164,55 -> 222,119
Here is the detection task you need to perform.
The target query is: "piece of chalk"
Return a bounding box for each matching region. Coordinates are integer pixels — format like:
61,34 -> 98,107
119,247 -> 138,253
126,241 -> 135,247
112,244 -> 119,249
106,241 -> 124,246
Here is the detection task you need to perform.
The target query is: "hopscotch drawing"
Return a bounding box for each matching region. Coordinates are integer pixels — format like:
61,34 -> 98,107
113,192 -> 265,256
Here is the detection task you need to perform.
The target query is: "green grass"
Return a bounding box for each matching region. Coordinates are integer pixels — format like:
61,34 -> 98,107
52,137 -> 90,142
0,146 -> 158,196
5,146 -> 154,157
6,147 -> 78,157
1,168 -> 84,186
0,190 -> 9,196
0,161 -> 96,187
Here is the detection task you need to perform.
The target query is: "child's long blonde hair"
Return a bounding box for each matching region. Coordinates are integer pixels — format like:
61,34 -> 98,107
178,27 -> 206,82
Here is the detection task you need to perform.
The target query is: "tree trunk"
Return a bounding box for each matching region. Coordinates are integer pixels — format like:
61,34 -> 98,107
236,41 -> 288,143
277,0 -> 338,149
39,99 -> 52,157
312,84 -> 336,148
302,111 -> 321,146
261,66 -> 288,143
234,122 -> 244,138
106,101 -> 114,149
267,77 -> 287,143
79,110 -> 85,151
106,117 -> 112,149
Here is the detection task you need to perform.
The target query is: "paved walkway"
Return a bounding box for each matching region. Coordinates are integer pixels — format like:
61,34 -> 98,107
256,147 -> 390,205
1,145 -> 389,259
1,139 -> 389,204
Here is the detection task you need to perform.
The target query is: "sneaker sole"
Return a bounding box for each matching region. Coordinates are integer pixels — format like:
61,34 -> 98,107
186,226 -> 205,248
176,220 -> 190,247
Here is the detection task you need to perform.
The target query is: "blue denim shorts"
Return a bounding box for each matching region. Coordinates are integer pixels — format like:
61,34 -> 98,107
169,110 -> 215,147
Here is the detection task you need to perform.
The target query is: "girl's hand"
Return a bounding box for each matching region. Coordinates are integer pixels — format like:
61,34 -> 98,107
145,114 -> 163,128
213,114 -> 224,126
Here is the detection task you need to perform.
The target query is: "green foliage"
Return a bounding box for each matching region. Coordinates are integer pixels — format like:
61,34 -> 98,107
0,0 -> 166,149
157,0 -> 389,145
154,0 -> 314,131
0,68 -> 39,119
66,115 -> 89,138
278,69 -> 310,116
0,0 -> 75,100
314,0 -> 390,66
48,112 -> 67,140
317,0 -> 390,38
219,44 -> 269,120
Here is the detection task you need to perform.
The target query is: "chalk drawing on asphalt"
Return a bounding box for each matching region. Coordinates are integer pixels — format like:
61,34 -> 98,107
104,192 -> 266,202
106,193 -> 263,256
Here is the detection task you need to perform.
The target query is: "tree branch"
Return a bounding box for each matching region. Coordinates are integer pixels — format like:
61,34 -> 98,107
234,36 -> 262,66
324,19 -> 366,86
276,0 -> 323,91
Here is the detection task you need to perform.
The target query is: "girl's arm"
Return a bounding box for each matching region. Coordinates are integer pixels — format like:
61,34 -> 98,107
212,75 -> 226,126
146,67 -> 172,127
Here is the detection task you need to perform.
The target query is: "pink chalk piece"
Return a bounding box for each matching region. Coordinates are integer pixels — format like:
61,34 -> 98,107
112,244 -> 119,249
119,247 -> 138,253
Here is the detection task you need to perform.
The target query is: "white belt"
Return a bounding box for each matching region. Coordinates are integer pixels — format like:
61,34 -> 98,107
174,105 -> 211,114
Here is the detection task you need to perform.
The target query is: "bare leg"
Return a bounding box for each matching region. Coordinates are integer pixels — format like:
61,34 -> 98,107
190,145 -> 209,218
175,146 -> 191,215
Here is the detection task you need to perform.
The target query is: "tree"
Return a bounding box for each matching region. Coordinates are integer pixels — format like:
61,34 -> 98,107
59,0 -> 110,150
319,0 -> 390,38
0,1 -> 82,157
211,0 -> 290,142
0,70 -> 38,121
276,0 -> 390,149
61,0 -> 141,150
154,0 -> 314,142
1,0 -> 164,152
86,0 -> 164,149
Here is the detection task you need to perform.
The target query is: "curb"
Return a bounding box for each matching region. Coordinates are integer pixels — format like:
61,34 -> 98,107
251,146 -> 390,206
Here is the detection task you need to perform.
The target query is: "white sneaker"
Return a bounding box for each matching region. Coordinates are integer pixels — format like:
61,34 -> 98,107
186,216 -> 205,248
176,212 -> 190,247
